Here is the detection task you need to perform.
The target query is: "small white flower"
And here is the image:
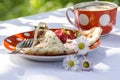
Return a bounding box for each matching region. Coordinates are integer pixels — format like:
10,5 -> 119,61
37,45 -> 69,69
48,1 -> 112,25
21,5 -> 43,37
63,55 -> 80,71
75,35 -> 89,55
80,56 -> 92,71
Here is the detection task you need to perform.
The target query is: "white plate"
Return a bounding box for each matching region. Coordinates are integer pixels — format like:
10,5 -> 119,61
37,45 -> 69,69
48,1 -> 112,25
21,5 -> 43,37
4,28 -> 100,62
17,54 -> 77,62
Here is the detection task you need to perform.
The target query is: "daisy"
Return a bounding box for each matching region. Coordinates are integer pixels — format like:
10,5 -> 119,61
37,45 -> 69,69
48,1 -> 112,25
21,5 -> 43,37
80,56 -> 92,71
63,55 -> 80,71
75,35 -> 89,55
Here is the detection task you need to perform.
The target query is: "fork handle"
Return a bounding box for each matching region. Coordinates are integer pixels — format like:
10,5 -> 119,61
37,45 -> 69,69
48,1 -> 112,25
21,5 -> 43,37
10,48 -> 22,54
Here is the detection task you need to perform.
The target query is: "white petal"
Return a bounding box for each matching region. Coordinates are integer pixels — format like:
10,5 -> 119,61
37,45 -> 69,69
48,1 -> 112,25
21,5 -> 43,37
63,63 -> 70,70
64,56 -> 70,62
81,36 -> 86,42
76,36 -> 82,42
64,66 -> 69,70
63,60 -> 68,64
71,65 -> 79,71
74,60 -> 80,65
72,56 -> 78,61
70,55 -> 75,60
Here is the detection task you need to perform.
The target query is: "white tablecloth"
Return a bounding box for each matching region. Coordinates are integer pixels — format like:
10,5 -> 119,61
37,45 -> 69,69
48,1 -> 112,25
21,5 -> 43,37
0,7 -> 120,80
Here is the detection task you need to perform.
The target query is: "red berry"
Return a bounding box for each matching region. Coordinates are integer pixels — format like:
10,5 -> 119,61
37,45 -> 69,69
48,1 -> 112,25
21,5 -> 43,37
67,30 -> 76,39
54,29 -> 68,43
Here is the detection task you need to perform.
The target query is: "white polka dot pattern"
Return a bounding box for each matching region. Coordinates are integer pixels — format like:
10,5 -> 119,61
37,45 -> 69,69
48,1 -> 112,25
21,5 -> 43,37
9,45 -> 14,49
24,33 -> 30,36
16,38 -> 22,41
99,14 -> 110,26
6,39 -> 12,43
79,14 -> 89,26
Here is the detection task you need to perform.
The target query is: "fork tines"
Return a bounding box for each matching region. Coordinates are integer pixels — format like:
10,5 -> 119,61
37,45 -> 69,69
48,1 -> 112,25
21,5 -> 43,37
10,38 -> 33,54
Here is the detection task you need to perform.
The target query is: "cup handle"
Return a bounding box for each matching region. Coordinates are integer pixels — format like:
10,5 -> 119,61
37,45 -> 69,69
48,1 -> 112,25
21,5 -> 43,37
66,8 -> 76,26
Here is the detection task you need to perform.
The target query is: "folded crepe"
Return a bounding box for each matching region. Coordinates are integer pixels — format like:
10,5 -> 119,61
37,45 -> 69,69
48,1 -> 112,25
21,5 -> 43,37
80,27 -> 102,46
22,22 -> 75,56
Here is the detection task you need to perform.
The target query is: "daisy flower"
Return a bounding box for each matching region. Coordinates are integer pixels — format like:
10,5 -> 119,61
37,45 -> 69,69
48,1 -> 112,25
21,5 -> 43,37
80,56 -> 92,71
75,35 -> 89,55
63,55 -> 80,71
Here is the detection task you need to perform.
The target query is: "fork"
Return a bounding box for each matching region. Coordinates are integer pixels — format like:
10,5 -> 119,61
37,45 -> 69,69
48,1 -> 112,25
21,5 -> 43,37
10,39 -> 33,54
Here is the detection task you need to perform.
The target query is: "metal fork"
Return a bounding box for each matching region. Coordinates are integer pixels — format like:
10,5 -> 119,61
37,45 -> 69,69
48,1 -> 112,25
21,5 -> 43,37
10,39 -> 33,54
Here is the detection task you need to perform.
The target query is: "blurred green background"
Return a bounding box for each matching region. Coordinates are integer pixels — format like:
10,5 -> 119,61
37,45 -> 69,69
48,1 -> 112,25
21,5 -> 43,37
0,0 -> 119,21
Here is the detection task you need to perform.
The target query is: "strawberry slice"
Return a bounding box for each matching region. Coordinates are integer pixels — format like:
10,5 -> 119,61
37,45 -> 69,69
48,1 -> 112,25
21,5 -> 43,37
67,30 -> 77,39
55,28 -> 69,43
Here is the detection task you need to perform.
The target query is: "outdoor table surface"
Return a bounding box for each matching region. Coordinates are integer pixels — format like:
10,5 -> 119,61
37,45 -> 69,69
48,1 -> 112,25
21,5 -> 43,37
0,7 -> 120,80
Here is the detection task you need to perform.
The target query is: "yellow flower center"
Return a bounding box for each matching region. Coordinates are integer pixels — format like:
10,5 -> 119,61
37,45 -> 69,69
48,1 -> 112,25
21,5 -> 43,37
83,61 -> 89,68
68,60 -> 74,67
78,43 -> 85,50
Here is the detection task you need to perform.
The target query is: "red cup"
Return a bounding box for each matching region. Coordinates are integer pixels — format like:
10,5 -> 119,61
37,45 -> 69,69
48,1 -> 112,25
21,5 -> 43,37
66,1 -> 118,35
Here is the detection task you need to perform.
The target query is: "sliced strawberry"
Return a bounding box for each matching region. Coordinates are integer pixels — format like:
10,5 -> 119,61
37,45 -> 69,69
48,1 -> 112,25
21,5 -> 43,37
54,29 -> 68,43
67,30 -> 76,39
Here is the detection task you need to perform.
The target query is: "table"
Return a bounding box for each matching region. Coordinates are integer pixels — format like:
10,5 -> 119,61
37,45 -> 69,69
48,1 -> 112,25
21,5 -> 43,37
0,7 -> 120,80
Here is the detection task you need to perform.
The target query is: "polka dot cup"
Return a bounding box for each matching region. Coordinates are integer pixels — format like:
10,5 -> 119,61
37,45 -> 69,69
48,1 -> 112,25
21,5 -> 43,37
66,1 -> 118,35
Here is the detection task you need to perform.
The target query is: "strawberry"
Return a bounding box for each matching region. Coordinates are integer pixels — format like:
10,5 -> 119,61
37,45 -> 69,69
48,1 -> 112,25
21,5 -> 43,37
67,30 -> 76,39
55,28 -> 69,43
